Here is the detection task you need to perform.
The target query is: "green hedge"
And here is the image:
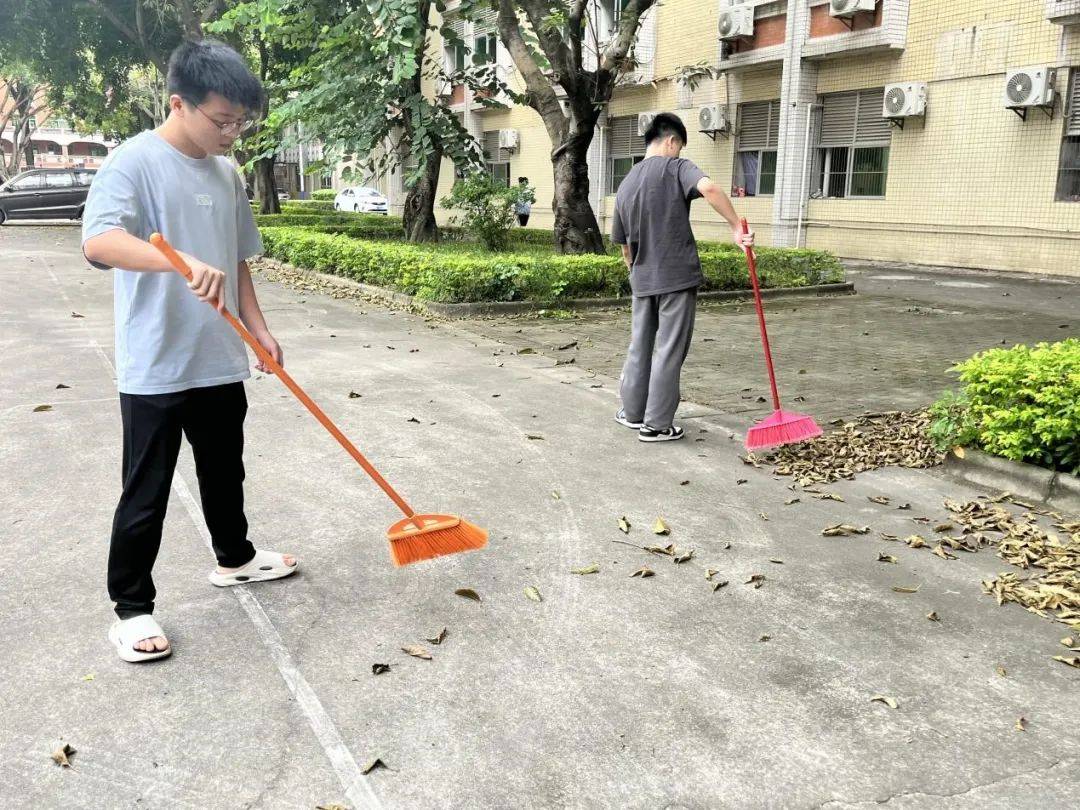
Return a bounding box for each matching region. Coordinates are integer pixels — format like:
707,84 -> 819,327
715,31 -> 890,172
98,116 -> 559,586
280,200 -> 336,213
258,226 -> 844,304
311,189 -> 336,201
253,212 -> 397,228
930,340 -> 1080,474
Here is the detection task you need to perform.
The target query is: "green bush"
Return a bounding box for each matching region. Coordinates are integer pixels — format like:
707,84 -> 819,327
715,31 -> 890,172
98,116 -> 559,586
258,226 -> 845,306
312,189 -> 336,201
930,339 -> 1080,473
253,212 -> 397,228
440,174 -> 534,251
280,200 -> 336,213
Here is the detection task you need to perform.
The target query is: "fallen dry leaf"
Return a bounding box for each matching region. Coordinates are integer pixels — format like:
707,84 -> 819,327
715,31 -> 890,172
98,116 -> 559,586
401,645 -> 432,660
645,543 -> 676,556
759,635 -> 771,642
56,383 -> 70,389
426,628 -> 447,645
372,663 -> 391,675
524,586 -> 543,602
630,567 -> 655,578
905,535 -> 927,549
526,434 -> 544,441
517,347 -> 536,355
822,524 -> 871,537
745,574 -> 766,589
785,497 -> 801,505
712,580 -> 730,592
1062,637 -> 1076,647
877,552 -> 898,564
1015,716 -> 1027,731
618,516 -> 631,534
571,563 -> 600,575
1053,655 -> 1080,668
813,492 -> 845,502
892,585 -> 920,594
348,391 -> 362,398
996,665 -> 1007,677
705,569 -> 719,581
33,405 -> 52,413
454,588 -> 481,602
927,611 -> 939,622
673,549 -> 695,564
652,517 -> 670,536
933,544 -> 958,561
953,446 -> 966,459
360,757 -> 388,774
51,744 -> 76,768
870,695 -> 898,709
70,311 -> 84,318
868,495 -> 891,505
759,512 -> 770,521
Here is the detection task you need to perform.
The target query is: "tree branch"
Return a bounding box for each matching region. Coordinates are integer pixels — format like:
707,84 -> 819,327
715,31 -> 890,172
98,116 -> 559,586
599,0 -> 656,76
201,0 -> 226,25
517,0 -> 575,93
86,0 -> 170,73
495,0 -> 566,146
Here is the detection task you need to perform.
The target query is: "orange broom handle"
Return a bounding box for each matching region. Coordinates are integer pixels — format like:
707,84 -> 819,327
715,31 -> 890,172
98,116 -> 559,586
149,233 -> 418,521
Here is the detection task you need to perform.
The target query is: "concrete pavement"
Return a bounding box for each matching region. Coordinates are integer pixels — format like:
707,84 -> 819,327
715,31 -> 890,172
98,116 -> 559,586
1,224 -> 1077,809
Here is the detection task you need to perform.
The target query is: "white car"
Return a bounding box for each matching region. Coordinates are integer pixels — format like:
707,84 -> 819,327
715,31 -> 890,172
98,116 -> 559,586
334,186 -> 389,214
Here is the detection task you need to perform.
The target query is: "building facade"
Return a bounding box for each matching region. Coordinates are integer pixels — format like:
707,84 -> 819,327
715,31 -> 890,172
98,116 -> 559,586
418,0 -> 1080,277
1,88 -> 117,173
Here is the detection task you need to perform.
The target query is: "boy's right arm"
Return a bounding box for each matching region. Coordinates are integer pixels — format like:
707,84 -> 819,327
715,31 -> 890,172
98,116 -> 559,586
84,229 -> 229,311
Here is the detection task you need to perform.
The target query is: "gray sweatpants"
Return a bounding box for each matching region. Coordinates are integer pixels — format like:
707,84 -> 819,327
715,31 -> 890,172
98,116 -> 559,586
619,287 -> 697,430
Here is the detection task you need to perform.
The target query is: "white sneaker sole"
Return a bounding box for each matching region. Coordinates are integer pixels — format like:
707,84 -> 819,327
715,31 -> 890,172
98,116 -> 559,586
638,429 -> 685,443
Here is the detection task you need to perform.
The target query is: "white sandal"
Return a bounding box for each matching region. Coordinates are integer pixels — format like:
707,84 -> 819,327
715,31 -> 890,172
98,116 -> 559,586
108,614 -> 172,663
208,548 -> 298,587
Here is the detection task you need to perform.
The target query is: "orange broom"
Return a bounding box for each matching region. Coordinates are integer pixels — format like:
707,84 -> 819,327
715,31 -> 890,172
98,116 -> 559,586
150,233 -> 487,566
738,218 -> 823,452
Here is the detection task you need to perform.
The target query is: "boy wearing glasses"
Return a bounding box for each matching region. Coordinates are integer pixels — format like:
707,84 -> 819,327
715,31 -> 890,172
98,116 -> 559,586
82,40 -> 298,664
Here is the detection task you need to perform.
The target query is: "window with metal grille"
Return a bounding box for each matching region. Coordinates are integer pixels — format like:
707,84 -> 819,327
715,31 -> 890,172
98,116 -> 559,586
734,100 -> 779,196
1056,68 -> 1080,202
608,115 -> 646,193
444,18 -> 466,73
814,88 -> 891,199
483,131 -> 511,186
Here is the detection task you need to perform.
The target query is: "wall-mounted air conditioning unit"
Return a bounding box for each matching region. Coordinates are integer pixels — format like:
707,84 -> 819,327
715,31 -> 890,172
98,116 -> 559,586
883,82 -> 927,120
637,111 -> 659,137
1004,66 -> 1057,119
498,129 -> 519,150
697,103 -> 729,135
718,3 -> 754,41
830,0 -> 876,18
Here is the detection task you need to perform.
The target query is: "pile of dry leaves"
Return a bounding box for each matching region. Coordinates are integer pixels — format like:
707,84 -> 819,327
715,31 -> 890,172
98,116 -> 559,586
749,410 -> 944,485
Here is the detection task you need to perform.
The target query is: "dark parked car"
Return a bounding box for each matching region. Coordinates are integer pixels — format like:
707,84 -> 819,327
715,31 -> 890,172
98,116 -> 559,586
0,168 -> 97,224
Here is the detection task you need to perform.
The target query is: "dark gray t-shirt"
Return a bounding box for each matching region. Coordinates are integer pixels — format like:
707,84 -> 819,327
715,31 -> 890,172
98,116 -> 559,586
610,156 -> 707,297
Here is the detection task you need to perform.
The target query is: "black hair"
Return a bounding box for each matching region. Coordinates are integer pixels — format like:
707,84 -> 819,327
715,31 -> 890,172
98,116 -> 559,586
167,39 -> 264,112
644,112 -> 688,146
518,176 -> 528,184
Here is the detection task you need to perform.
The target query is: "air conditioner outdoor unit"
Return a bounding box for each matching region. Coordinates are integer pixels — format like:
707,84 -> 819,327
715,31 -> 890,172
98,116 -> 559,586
717,3 -> 754,41
882,82 -> 927,118
830,0 -> 876,17
498,128 -> 519,150
698,103 -> 729,133
1004,66 -> 1056,109
637,111 -> 659,137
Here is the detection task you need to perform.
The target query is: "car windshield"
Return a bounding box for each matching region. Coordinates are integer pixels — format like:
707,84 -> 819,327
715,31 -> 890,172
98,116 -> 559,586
355,188 -> 380,197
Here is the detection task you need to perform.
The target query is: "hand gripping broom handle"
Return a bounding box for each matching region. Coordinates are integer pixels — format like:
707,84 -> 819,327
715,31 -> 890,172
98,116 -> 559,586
149,233 -> 419,522
739,218 -> 782,412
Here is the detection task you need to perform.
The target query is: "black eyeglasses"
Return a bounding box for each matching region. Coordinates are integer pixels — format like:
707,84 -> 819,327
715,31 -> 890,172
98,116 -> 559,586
192,103 -> 256,137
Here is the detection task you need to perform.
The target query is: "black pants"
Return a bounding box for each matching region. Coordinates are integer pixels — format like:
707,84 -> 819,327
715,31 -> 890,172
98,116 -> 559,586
109,382 -> 256,619
517,213 -> 530,227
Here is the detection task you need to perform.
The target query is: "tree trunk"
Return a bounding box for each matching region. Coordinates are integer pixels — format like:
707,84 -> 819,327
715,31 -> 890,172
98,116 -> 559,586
402,141 -> 442,243
254,156 -> 280,214
551,135 -> 604,254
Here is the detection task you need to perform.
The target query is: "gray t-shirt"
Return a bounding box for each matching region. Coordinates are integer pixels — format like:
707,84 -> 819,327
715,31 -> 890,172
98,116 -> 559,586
82,131 -> 263,395
610,156 -> 707,297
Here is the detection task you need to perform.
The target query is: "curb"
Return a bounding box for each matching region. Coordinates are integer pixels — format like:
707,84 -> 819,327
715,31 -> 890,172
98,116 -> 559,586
256,259 -> 855,319
940,448 -> 1080,515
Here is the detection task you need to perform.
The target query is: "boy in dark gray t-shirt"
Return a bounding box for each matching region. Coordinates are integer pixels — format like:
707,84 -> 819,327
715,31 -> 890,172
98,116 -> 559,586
610,112 -> 754,442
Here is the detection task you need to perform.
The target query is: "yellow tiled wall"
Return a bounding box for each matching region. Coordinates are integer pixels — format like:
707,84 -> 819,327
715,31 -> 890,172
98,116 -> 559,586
425,0 -> 1080,274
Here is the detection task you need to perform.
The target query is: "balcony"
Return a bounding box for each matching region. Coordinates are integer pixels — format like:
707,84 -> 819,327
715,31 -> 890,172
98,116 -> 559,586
1046,0 -> 1080,25
802,0 -> 908,61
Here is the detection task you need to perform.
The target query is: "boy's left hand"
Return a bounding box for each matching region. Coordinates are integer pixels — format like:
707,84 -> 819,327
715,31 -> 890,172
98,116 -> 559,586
254,330 -> 283,373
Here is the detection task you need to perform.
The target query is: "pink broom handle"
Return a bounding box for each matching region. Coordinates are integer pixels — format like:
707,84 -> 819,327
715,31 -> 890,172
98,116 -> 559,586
740,218 -> 782,412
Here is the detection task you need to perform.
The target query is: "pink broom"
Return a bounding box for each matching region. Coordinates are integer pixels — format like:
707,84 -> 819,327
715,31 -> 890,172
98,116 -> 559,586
739,218 -> 823,451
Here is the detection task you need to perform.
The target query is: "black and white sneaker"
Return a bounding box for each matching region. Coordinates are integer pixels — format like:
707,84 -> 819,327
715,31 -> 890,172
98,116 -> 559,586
614,409 -> 644,430
638,424 -> 685,443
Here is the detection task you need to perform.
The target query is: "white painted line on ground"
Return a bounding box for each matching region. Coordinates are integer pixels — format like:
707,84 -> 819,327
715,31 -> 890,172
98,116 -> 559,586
40,257 -> 383,810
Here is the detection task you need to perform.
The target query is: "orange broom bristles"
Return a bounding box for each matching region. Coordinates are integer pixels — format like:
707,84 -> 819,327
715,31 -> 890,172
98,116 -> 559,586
388,516 -> 489,567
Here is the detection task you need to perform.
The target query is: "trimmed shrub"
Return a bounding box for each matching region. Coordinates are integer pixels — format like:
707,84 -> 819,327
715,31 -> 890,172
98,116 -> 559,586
253,212 -> 398,228
312,189 -> 336,201
929,340 -> 1080,474
280,200 -> 336,213
259,226 -> 845,306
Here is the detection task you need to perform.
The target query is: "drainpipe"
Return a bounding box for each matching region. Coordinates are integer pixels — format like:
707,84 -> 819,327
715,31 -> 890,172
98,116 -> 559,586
597,116 -> 607,233
796,102 -> 820,249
